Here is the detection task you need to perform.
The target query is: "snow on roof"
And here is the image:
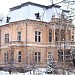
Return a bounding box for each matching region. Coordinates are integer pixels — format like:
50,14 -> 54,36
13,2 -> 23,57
0,2 -> 62,26
9,2 -> 61,12
10,2 -> 48,11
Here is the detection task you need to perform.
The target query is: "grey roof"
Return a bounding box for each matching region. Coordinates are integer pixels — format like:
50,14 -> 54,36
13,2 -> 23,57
0,2 -> 63,26
10,2 -> 61,11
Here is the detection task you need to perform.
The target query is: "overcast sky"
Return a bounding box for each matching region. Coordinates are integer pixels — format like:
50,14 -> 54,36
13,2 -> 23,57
0,0 -> 61,15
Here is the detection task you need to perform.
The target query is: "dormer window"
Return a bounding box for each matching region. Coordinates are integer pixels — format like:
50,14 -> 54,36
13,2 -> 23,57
35,12 -> 40,19
6,16 -> 10,23
0,19 -> 2,22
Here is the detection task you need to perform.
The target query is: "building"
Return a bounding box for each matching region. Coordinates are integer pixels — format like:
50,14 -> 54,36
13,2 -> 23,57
0,2 -> 74,70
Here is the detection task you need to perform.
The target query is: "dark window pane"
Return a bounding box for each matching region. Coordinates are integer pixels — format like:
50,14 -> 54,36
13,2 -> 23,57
35,56 -> 37,62
35,36 -> 37,42
38,32 -> 41,35
35,52 -> 37,55
38,52 -> 40,55
18,51 -> 21,55
55,36 -> 58,41
18,51 -> 21,62
38,56 -> 40,62
49,31 -> 52,42
35,31 -> 37,35
38,36 -> 40,42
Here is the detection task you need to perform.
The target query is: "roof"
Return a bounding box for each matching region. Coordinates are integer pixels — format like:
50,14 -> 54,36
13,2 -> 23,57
48,4 -> 61,8
10,2 -> 48,11
10,2 -> 61,11
0,2 -> 62,26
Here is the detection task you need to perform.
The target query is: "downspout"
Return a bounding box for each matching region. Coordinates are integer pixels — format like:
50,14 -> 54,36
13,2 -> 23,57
25,22 -> 28,64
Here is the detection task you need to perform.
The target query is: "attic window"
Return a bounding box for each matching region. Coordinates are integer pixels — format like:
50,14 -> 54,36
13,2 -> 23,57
35,12 -> 40,19
6,16 -> 10,23
0,19 -> 2,22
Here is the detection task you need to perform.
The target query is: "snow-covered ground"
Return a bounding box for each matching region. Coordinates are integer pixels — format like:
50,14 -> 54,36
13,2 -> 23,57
0,68 -> 75,75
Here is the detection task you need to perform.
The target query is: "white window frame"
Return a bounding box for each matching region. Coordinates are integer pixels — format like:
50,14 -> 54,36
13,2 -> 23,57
35,52 -> 41,63
35,31 -> 41,42
5,34 -> 9,43
17,32 -> 21,41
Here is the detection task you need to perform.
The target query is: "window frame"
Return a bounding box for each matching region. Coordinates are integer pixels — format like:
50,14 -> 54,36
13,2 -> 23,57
18,51 -> 21,62
4,53 -> 9,64
34,52 -> 41,63
5,34 -> 9,44
49,31 -> 52,42
35,31 -> 41,42
17,32 -> 21,41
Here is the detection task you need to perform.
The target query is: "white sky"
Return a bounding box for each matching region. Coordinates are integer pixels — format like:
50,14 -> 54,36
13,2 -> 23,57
0,0 -> 61,15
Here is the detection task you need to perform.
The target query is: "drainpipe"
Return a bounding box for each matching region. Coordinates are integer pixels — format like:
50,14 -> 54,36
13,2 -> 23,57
25,22 -> 28,64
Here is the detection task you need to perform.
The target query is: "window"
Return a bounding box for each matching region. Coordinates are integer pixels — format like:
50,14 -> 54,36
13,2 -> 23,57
35,52 -> 41,63
61,30 -> 65,41
55,29 -> 59,41
17,32 -> 21,41
5,34 -> 9,43
55,32 -> 58,41
72,36 -> 74,41
67,30 -> 71,41
61,33 -> 63,41
6,16 -> 10,23
58,50 -> 70,62
4,53 -> 9,64
64,50 -> 70,61
35,12 -> 40,19
18,51 -> 21,62
47,52 -> 53,64
35,31 -> 41,42
49,31 -> 52,42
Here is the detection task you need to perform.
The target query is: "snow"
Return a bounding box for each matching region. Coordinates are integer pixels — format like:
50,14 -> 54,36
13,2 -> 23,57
0,2 -> 64,26
0,68 -> 75,75
0,70 -> 28,75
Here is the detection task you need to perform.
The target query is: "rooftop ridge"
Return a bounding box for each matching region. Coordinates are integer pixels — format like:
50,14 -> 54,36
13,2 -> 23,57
10,2 -> 48,11
10,2 -> 61,11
